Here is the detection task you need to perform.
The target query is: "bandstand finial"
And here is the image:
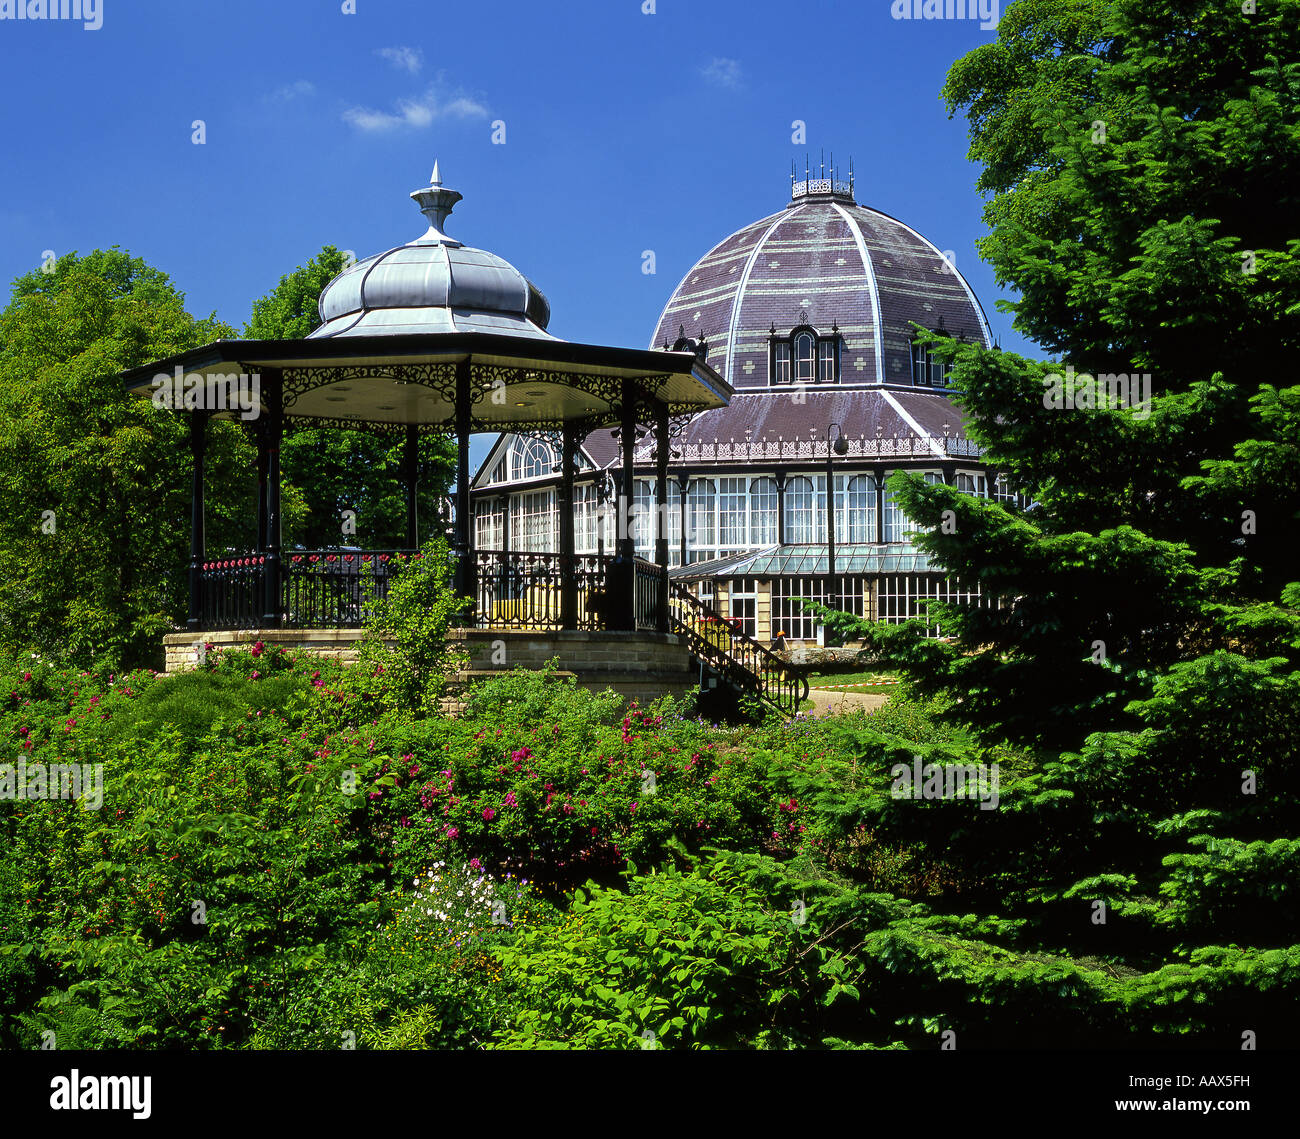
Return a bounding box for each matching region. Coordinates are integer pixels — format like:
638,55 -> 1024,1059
410,159 -> 463,246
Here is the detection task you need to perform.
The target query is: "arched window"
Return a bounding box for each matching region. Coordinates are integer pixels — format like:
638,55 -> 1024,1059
510,490 -> 555,552
769,325 -> 841,386
794,332 -> 816,383
846,475 -> 876,542
785,476 -> 816,544
749,477 -> 779,545
689,478 -> 716,551
632,479 -> 657,554
512,438 -> 554,480
717,478 -> 746,549
882,475 -> 904,543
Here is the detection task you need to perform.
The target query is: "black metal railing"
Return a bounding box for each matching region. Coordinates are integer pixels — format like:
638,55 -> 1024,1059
669,581 -> 809,717
199,548 -> 675,635
199,554 -> 266,630
199,550 -> 413,631
474,550 -> 611,632
281,550 -> 412,628
633,559 -> 665,633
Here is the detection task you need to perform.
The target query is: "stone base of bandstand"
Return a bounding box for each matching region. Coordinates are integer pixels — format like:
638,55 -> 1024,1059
442,629 -> 698,712
162,627 -> 700,714
163,627 -> 381,674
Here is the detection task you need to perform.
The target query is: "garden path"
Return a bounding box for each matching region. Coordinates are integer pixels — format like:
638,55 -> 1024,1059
804,689 -> 890,716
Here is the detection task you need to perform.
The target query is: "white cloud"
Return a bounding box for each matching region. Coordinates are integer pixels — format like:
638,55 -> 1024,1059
375,46 -> 423,74
701,57 -> 743,89
269,80 -> 315,102
342,84 -> 489,132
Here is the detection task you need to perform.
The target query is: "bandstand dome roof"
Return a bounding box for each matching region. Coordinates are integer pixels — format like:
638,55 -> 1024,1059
120,160 -> 731,432
311,161 -> 554,340
651,172 -> 992,386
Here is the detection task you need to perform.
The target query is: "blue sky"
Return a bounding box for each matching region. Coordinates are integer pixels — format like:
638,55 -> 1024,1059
0,0 -> 1035,467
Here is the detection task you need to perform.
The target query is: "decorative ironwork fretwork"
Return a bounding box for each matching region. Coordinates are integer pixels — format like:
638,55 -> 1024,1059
469,363 -> 629,410
665,434 -> 982,464
247,361 -> 710,437
509,425 -> 565,455
281,362 -> 459,410
281,415 -> 457,439
667,407 -> 698,439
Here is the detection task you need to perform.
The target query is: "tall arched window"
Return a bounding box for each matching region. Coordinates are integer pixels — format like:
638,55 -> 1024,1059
785,476 -> 816,544
769,325 -> 842,386
511,438 -> 555,480
511,490 -> 555,552
882,475 -> 904,543
689,478 -> 716,552
632,479 -> 657,555
794,332 -> 816,383
717,478 -> 746,550
846,475 -> 876,542
749,477 -> 779,545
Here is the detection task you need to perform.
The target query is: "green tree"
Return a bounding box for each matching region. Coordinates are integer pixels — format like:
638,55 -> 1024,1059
815,0 -> 1300,751
244,246 -> 456,549
0,249 -> 258,667
797,1 -> 1300,1038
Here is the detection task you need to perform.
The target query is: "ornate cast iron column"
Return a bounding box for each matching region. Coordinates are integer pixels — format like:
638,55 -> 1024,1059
654,399 -> 670,633
676,470 -> 690,569
610,377 -> 638,632
559,422 -> 579,630
453,359 -> 475,620
774,470 -> 788,546
261,370 -> 283,628
187,411 -> 208,632
874,469 -> 886,544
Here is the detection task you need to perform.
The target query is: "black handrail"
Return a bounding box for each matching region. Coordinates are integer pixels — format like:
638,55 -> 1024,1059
668,581 -> 809,717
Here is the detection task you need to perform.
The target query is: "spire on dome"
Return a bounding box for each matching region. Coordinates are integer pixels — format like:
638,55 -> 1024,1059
409,158 -> 463,246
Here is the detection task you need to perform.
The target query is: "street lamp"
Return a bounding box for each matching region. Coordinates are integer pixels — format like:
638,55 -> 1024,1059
675,470 -> 691,568
826,423 -> 849,629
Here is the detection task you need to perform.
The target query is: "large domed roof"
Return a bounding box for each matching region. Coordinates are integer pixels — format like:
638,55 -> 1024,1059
311,162 -> 554,340
651,174 -> 990,387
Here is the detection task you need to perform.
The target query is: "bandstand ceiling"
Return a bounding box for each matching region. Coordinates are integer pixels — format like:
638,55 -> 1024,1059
120,332 -> 732,433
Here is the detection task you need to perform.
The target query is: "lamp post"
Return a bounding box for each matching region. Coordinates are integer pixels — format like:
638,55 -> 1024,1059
826,423 -> 849,626
676,470 -> 691,568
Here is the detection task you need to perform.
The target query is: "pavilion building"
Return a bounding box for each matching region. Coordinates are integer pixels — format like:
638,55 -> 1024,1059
471,167 -> 1011,646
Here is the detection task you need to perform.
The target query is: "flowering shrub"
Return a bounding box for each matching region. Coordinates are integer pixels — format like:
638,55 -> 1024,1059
376,666 -> 788,892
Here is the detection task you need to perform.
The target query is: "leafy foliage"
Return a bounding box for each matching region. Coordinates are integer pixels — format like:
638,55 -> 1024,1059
0,250 -> 257,667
